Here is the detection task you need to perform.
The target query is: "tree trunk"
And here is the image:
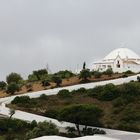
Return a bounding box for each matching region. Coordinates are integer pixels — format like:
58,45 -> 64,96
9,114 -> 13,119
75,124 -> 81,136
84,126 -> 87,136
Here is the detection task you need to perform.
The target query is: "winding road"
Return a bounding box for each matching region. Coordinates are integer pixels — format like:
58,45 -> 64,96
0,74 -> 140,140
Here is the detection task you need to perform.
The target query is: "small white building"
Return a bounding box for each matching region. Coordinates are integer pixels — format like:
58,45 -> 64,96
94,48 -> 140,73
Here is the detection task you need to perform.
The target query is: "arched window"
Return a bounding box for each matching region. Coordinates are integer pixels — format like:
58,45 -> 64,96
117,60 -> 120,68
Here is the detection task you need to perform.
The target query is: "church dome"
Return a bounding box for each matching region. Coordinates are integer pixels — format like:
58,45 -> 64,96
103,48 -> 140,61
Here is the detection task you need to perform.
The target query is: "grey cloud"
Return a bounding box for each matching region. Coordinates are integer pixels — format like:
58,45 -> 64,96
0,0 -> 140,80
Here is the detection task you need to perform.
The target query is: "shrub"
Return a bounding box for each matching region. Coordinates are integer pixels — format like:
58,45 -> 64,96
6,73 -> 23,84
39,94 -> 48,100
93,128 -> 106,134
55,70 -> 74,79
79,69 -> 91,82
0,81 -> 7,90
45,110 -> 59,119
118,122 -> 139,132
71,88 -> 87,95
104,68 -> 113,77
94,71 -> 102,78
52,76 -> 62,87
28,74 -> 38,82
113,98 -> 126,107
93,84 -> 119,101
137,76 -> 140,82
25,121 -> 59,139
6,83 -> 20,94
30,120 -> 38,129
119,82 -> 140,96
42,80 -> 50,87
33,69 -> 48,80
11,96 -> 31,105
57,89 -> 71,98
99,84 -> 119,101
76,88 -> 87,93
11,96 -> 37,107
0,118 -> 30,132
58,104 -> 102,136
121,74 -> 128,78
82,128 -> 106,135
123,70 -> 134,75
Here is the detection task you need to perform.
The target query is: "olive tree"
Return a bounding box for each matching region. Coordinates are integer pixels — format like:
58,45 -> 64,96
6,73 -> 23,84
52,76 -> 62,87
0,81 -> 7,90
6,83 -> 20,94
79,69 -> 91,83
58,104 -> 102,136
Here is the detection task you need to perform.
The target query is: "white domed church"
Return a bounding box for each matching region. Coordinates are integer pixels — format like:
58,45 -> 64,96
94,48 -> 140,73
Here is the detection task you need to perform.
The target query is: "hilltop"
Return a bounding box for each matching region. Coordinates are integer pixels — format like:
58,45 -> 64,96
0,68 -> 135,98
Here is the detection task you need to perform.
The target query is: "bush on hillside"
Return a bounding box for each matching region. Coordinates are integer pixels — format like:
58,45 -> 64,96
25,121 -> 59,139
71,88 -> 87,95
88,84 -> 119,101
33,69 -> 48,80
137,76 -> 140,82
121,74 -> 128,78
11,96 -> 31,104
6,83 -> 20,94
55,70 -> 75,79
123,70 -> 134,75
79,69 -> 91,83
42,80 -> 50,87
94,71 -> 102,78
57,89 -> 71,98
103,68 -> 113,77
44,109 -> 59,119
39,94 -> 48,100
52,76 -> 62,87
28,74 -> 38,82
118,122 -> 139,132
6,73 -> 23,84
11,96 -> 37,107
58,104 -> 102,136
0,81 -> 7,90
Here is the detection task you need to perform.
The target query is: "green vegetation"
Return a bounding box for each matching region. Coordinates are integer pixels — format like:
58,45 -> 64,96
0,118 -> 58,140
93,71 -> 102,78
6,82 -> 20,94
6,73 -> 23,84
79,62 -> 91,83
54,70 -> 75,79
0,81 -> 7,90
10,81 -> 140,133
58,104 -> 102,136
57,89 -> 72,98
42,80 -> 50,87
103,68 -> 113,77
28,74 -> 38,82
33,69 -> 48,81
11,96 -> 38,108
26,121 -> 59,139
0,64 -> 135,95
79,69 -> 91,83
52,75 -> 62,87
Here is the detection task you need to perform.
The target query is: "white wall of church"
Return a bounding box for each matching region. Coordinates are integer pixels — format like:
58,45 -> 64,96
93,62 -> 140,73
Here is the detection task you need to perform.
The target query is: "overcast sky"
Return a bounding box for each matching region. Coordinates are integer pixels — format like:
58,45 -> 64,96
1,0 -> 140,80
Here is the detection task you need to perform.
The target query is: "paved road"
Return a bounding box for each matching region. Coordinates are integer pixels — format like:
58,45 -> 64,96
0,74 -> 140,140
